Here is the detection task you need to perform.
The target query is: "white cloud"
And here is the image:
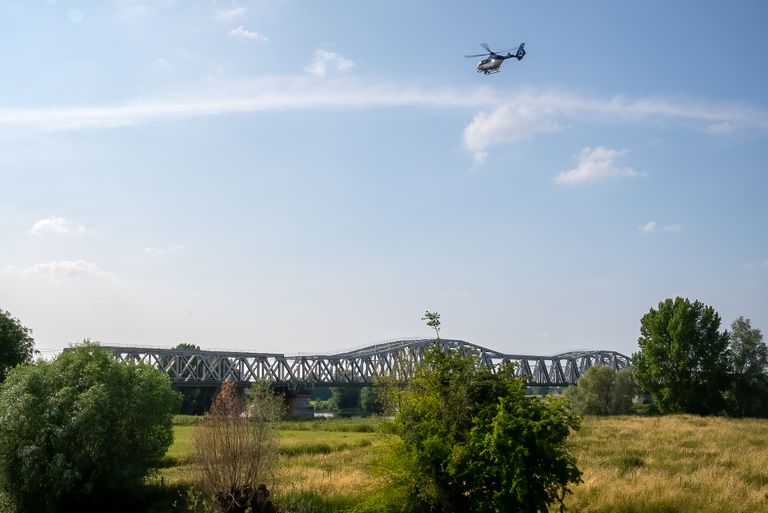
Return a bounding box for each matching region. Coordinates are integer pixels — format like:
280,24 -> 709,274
228,26 -> 268,41
553,146 -> 640,185
144,245 -> 185,255
0,83 -> 765,139
214,6 -> 248,21
305,50 -> 354,77
28,215 -> 87,235
112,0 -> 179,19
463,101 -> 560,163
639,221 -> 682,234
4,260 -> 111,278
460,91 -> 768,165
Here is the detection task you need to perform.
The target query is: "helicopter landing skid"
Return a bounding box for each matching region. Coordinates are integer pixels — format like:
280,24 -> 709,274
479,68 -> 501,75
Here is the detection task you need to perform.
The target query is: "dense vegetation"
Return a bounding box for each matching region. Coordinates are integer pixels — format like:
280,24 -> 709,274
0,309 -> 35,383
362,347 -> 582,513
0,343 -> 180,512
633,297 -> 768,417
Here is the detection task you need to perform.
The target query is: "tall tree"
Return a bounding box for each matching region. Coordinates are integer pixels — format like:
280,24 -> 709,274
632,297 -> 730,414
0,308 -> 35,383
726,317 -> 768,417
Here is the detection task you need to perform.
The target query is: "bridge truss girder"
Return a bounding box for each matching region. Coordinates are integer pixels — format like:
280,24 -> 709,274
106,339 -> 631,388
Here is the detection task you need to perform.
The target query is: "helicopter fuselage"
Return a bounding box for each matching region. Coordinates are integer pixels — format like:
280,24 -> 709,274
476,57 -> 505,74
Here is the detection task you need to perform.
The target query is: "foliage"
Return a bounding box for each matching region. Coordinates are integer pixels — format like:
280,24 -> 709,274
632,297 -> 730,414
0,308 -> 34,383
565,366 -> 636,415
421,310 -> 441,340
0,341 -> 180,512
358,386 -> 383,414
363,346 -> 582,513
193,380 -> 283,512
725,316 -> 768,417
331,386 -> 361,410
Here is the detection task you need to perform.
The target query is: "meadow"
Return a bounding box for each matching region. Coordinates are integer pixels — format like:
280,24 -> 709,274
162,415 -> 768,513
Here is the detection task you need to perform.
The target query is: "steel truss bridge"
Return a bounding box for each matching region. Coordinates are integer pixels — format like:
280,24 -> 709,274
105,339 -> 631,388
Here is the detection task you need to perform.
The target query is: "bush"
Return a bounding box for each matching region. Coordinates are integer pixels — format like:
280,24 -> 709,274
193,380 -> 283,512
362,347 -> 582,513
565,366 -> 637,415
0,341 -> 180,512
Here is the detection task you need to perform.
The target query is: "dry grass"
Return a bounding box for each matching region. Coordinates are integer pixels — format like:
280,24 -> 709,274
567,415 -> 768,513
163,415 -> 768,512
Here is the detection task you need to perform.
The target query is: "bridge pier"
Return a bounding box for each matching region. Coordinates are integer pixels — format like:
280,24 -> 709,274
285,392 -> 313,417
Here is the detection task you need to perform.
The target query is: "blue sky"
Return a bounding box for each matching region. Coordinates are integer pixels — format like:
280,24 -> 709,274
1,0 -> 767,357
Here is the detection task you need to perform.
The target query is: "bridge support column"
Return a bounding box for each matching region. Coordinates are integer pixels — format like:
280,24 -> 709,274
286,392 -> 313,418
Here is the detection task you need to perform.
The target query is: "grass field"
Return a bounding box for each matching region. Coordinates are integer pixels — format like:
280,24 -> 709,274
162,415 -> 768,513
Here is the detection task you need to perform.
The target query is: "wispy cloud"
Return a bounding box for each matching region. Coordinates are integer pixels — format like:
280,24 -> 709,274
4,260 -> 112,278
0,83 -> 766,140
228,26 -> 268,41
553,146 -> 640,185
28,215 -> 87,235
214,6 -> 247,21
744,259 -> 768,270
305,50 -> 354,77
639,221 -> 682,234
461,91 -> 768,164
144,245 -> 185,255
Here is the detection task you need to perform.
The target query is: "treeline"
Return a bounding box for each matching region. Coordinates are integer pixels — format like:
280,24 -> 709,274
566,297 -> 768,418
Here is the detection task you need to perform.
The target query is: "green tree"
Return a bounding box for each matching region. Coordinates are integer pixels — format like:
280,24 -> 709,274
0,309 -> 35,383
632,297 -> 730,414
726,317 -> 768,417
421,311 -> 441,340
358,386 -> 382,414
330,387 -> 361,411
0,341 -> 180,512
564,366 -> 636,415
364,347 -> 581,513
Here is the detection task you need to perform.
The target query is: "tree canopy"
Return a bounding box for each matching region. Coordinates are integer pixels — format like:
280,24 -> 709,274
0,342 -> 180,512
632,297 -> 730,414
0,308 -> 34,383
726,316 -> 768,417
565,366 -> 636,415
368,346 -> 582,513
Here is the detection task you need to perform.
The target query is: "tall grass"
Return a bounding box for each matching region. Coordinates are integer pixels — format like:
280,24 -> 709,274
162,415 -> 768,513
566,415 -> 768,513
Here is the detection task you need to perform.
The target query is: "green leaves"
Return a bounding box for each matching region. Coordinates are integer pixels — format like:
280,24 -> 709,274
0,342 -> 180,512
0,309 -> 34,383
370,347 -> 582,513
633,297 -> 730,414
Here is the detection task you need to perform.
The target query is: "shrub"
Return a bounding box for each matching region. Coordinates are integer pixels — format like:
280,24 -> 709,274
193,380 -> 283,512
362,346 -> 582,513
0,341 -> 180,512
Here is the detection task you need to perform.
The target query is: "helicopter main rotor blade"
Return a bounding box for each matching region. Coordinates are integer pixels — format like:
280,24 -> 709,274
464,53 -> 490,58
480,42 -> 492,53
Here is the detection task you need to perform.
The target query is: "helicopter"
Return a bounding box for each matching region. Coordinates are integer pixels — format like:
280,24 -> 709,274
465,42 -> 526,75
